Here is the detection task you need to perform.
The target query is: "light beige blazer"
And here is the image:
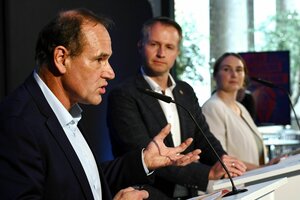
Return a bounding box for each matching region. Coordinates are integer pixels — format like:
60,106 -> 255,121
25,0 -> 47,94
202,93 -> 267,165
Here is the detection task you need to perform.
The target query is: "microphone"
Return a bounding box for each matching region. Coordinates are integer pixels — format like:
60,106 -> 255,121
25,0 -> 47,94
139,88 -> 247,197
250,77 -> 300,130
250,77 -> 278,88
138,88 -> 174,103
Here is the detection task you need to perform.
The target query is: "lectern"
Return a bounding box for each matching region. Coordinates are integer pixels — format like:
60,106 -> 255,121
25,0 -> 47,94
212,154 -> 300,199
188,178 -> 287,200
223,178 -> 287,200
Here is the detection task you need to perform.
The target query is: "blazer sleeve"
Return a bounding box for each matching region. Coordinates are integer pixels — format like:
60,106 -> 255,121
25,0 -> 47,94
101,150 -> 154,196
0,116 -> 45,199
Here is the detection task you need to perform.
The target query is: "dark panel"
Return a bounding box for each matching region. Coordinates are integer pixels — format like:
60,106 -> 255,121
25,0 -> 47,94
240,51 -> 291,126
5,0 -> 111,93
161,0 -> 174,18
0,0 -> 6,99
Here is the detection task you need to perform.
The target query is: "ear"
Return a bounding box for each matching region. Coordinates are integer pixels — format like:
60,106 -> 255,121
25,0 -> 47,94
53,46 -> 69,74
177,49 -> 181,57
137,40 -> 143,54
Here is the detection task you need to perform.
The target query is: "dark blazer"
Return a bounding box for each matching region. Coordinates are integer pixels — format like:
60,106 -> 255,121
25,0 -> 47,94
0,74 -> 151,200
107,73 -> 227,197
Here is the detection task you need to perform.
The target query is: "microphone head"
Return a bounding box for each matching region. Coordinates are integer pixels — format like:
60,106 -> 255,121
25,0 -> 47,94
137,88 -> 174,103
250,77 -> 277,88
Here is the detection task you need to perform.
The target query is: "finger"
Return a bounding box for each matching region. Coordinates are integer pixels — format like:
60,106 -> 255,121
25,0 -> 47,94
175,154 -> 199,166
188,149 -> 202,157
221,154 -> 231,161
174,137 -> 193,153
236,160 -> 247,168
221,155 -> 234,165
175,150 -> 201,165
229,165 -> 245,176
222,155 -> 247,171
223,161 -> 245,177
184,153 -> 201,164
154,124 -> 171,140
233,160 -> 247,172
121,187 -> 135,192
114,187 -> 136,199
119,189 -> 149,200
137,190 -> 149,199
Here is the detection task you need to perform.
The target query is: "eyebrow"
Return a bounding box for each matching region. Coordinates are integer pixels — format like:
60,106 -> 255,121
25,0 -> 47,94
221,64 -> 244,68
96,52 -> 111,59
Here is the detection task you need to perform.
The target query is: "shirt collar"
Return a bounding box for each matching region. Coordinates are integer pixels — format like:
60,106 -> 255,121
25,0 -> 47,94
140,67 -> 176,93
33,71 -> 82,127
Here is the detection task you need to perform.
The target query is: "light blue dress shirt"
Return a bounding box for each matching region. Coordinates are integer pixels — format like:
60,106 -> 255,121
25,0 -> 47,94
33,72 -> 102,200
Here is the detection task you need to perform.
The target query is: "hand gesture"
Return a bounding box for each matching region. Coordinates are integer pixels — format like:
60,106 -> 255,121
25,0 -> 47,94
113,187 -> 149,200
209,155 -> 247,179
143,124 -> 201,171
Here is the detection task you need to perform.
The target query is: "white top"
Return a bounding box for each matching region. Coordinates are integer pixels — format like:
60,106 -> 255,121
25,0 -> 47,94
202,93 -> 266,165
34,72 -> 102,200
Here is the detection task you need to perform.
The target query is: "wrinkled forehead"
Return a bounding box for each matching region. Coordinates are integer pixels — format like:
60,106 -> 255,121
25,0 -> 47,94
80,22 -> 112,55
81,22 -> 111,42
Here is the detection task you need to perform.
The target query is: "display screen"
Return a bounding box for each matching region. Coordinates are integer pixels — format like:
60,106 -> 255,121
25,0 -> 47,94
239,51 -> 290,126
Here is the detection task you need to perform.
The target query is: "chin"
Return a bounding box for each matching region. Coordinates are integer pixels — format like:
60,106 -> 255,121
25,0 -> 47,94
87,96 -> 102,106
98,96 -> 103,104
94,98 -> 102,105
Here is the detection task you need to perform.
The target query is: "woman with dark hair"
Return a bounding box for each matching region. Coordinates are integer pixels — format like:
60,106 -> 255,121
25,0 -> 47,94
202,53 -> 281,170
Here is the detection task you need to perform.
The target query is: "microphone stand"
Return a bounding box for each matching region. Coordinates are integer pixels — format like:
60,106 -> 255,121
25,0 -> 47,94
172,100 -> 247,197
139,88 -> 247,197
281,89 -> 300,130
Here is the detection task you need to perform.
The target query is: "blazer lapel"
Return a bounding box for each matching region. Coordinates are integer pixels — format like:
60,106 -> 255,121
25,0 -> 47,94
47,119 -> 94,200
25,75 -> 94,200
135,75 -> 167,126
172,85 -> 190,142
135,74 -> 174,147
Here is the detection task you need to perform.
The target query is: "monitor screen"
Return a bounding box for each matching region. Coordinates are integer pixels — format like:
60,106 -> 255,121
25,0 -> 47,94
239,51 -> 290,126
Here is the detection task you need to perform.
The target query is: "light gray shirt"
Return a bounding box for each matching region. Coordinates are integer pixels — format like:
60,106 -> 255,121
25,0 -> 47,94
34,72 -> 102,200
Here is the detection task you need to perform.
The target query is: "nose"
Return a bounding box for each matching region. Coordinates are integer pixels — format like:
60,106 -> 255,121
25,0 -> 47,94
230,69 -> 237,77
157,46 -> 165,58
102,63 -> 115,80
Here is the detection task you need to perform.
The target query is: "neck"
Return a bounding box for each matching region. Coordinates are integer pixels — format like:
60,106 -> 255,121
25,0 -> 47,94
152,76 -> 169,91
39,67 -> 73,110
142,67 -> 170,90
217,90 -> 241,115
217,90 -> 236,104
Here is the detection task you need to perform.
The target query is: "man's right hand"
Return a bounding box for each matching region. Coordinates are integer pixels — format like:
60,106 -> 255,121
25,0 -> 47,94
113,187 -> 149,200
208,155 -> 247,179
